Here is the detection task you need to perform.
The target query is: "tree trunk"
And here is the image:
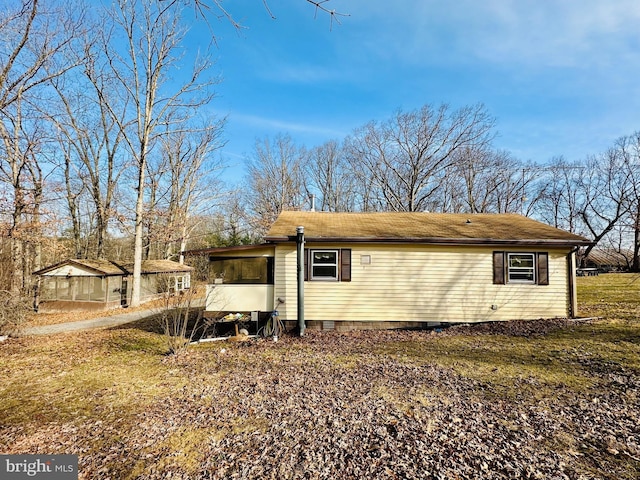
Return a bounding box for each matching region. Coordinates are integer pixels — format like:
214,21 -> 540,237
130,164 -> 146,307
95,204 -> 107,259
9,159 -> 25,294
633,203 -> 640,272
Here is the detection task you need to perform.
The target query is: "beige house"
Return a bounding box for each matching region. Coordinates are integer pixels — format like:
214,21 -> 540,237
200,211 -> 591,331
34,259 -> 192,312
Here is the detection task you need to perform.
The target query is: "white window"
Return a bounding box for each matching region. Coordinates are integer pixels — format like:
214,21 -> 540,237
507,253 -> 535,283
311,250 -> 339,281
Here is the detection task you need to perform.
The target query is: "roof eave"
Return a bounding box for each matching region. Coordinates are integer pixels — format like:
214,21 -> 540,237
182,243 -> 274,256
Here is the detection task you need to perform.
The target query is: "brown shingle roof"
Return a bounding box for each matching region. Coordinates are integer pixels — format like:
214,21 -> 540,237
584,248 -> 632,267
265,211 -> 591,246
34,259 -> 192,276
73,259 -> 128,275
33,259 -> 127,276
121,260 -> 193,274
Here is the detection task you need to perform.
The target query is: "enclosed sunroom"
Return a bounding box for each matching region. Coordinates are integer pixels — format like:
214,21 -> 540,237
185,245 -> 276,316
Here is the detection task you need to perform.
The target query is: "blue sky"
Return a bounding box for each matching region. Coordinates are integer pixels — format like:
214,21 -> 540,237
189,0 -> 640,181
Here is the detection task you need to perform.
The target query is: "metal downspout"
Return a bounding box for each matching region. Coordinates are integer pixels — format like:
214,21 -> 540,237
296,226 -> 305,336
568,247 -> 579,318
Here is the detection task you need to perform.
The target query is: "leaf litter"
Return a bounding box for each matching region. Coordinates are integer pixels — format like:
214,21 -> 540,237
1,318 -> 639,479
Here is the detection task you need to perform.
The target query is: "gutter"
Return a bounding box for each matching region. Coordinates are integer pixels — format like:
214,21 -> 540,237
567,245 -> 586,319
266,236 -> 592,248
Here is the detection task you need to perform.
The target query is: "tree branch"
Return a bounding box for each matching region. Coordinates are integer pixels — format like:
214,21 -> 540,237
159,0 -> 349,30
305,0 -> 350,29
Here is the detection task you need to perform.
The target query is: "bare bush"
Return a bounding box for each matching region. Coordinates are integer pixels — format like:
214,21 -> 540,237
0,290 -> 31,336
155,279 -> 203,354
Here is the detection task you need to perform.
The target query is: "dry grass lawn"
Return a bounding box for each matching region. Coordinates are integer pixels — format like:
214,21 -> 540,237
1,274 -> 639,479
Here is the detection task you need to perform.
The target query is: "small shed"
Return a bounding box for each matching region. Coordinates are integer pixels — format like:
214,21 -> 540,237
33,259 -> 192,313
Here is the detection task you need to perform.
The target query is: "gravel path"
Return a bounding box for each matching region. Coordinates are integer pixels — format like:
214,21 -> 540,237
21,298 -> 205,336
21,308 -> 160,336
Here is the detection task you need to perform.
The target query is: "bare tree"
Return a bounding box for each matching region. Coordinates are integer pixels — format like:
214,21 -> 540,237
246,134 -> 307,234
579,149 -> 633,263
188,192 -> 261,249
47,27 -> 126,259
508,163 -> 551,217
450,146 -> 492,213
0,289 -> 31,336
344,103 -> 495,212
613,132 -> 640,271
100,0 -> 218,307
0,0 -> 82,293
305,140 -> 357,212
423,168 -> 467,213
451,147 -> 527,214
144,121 -> 226,262
20,131 -> 46,290
534,157 -> 584,232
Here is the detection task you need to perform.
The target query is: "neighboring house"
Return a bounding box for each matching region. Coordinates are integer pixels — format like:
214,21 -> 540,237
33,259 -> 192,313
581,248 -> 632,272
195,211 -> 591,331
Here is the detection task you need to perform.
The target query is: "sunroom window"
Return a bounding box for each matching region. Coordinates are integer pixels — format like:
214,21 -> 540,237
507,253 -> 535,283
209,257 -> 274,284
311,250 -> 339,281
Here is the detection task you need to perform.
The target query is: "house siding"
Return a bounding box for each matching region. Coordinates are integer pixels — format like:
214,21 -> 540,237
274,243 -> 571,324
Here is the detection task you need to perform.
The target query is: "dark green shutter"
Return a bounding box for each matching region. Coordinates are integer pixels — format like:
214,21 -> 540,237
537,252 -> 549,285
340,249 -> 351,282
493,251 -> 505,284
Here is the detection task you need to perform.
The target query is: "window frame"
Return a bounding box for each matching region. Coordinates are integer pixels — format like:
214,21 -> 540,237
493,251 -> 549,286
209,256 -> 274,285
310,249 -> 340,281
507,252 -> 536,284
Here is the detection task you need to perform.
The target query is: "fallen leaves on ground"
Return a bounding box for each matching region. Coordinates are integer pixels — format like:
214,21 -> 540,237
2,317 -> 639,479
